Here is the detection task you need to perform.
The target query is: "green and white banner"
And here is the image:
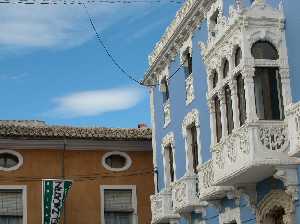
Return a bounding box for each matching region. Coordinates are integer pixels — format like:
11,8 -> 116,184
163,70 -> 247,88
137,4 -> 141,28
42,179 -> 73,224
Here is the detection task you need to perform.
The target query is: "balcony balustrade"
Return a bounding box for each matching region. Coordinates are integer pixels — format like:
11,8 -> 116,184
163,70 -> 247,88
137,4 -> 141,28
150,189 -> 180,224
198,160 -> 233,201
211,120 -> 300,186
287,102 -> 300,157
172,174 -> 206,214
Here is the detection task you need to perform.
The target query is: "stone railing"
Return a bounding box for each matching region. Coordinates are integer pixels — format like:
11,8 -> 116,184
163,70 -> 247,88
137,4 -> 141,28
172,174 -> 203,214
150,189 -> 180,224
198,160 -> 233,201
163,100 -> 171,128
287,102 -> 300,157
185,75 -> 195,105
211,120 -> 295,185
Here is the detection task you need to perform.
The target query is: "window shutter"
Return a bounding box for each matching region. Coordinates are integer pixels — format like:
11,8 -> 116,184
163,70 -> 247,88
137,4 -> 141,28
104,190 -> 133,212
0,190 -> 23,216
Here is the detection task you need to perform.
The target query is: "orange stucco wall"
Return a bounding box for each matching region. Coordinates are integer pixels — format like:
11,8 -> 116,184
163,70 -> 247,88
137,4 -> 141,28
0,148 -> 154,224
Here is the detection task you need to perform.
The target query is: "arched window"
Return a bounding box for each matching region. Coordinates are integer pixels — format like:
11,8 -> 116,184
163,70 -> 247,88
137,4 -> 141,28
212,70 -> 218,88
223,59 -> 229,78
235,47 -> 242,66
251,41 -> 279,60
183,49 -> 193,78
187,124 -> 199,174
225,86 -> 234,134
252,41 -> 284,120
214,96 -> 222,143
236,74 -> 246,126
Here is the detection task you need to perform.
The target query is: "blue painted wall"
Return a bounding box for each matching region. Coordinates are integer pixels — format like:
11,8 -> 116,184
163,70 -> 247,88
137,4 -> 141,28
152,0 -> 300,222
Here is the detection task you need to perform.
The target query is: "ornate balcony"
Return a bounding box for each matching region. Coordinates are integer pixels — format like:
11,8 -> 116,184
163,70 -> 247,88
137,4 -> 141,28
287,102 -> 300,157
198,160 -> 233,201
211,121 -> 300,186
172,174 -> 206,214
150,189 -> 180,224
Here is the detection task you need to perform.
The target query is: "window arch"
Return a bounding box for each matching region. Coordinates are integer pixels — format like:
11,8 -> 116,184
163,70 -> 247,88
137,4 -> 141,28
251,41 -> 279,60
212,70 -> 219,88
223,59 -> 229,78
235,47 -> 242,66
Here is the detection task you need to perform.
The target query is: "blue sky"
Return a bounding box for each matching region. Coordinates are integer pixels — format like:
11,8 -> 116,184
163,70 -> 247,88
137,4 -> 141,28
0,2 -> 182,128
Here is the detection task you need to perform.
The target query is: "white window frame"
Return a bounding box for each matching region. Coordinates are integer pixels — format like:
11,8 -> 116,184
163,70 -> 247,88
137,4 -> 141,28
100,185 -> 138,224
0,185 -> 27,224
0,150 -> 23,172
102,151 -> 132,172
161,132 -> 176,188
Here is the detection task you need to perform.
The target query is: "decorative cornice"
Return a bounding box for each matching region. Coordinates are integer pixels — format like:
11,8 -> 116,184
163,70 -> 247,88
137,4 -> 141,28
143,0 -> 215,84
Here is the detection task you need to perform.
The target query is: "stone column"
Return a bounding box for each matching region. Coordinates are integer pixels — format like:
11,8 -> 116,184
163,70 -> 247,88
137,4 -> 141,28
208,99 -> 217,146
242,68 -> 258,123
219,89 -> 228,138
229,79 -> 240,129
280,68 -> 293,110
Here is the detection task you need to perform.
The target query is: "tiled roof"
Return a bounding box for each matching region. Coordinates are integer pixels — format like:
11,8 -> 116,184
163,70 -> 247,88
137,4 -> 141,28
0,120 -> 152,141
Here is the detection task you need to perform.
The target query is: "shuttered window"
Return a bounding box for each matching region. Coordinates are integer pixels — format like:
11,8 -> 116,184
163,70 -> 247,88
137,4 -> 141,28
0,190 -> 23,224
104,189 -> 133,224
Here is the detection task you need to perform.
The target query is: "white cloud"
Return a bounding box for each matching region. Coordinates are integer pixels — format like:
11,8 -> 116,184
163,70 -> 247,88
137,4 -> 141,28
50,87 -> 145,118
0,4 -> 142,51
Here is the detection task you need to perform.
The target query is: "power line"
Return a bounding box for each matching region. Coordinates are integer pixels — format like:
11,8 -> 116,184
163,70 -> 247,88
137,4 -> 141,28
0,0 -> 184,5
83,3 -> 186,87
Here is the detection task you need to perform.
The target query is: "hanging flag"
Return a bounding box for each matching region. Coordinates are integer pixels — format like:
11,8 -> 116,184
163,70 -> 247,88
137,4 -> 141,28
42,179 -> 73,224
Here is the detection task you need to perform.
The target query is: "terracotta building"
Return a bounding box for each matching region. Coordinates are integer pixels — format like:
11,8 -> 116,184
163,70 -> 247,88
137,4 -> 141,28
0,120 -> 154,224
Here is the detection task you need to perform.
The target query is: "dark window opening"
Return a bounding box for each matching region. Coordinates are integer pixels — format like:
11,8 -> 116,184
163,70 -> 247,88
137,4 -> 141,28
225,86 -> 234,134
251,41 -> 279,60
237,74 -> 247,126
166,145 -> 175,183
223,59 -> 229,78
212,71 -> 218,88
235,47 -> 242,66
161,78 -> 170,103
0,153 -> 19,169
105,154 -> 127,169
189,124 -> 199,174
183,51 -> 193,78
265,206 -> 285,224
254,67 -> 284,120
214,96 -> 222,143
210,9 -> 219,37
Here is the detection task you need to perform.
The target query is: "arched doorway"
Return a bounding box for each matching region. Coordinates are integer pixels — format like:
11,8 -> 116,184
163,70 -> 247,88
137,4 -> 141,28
256,190 -> 294,224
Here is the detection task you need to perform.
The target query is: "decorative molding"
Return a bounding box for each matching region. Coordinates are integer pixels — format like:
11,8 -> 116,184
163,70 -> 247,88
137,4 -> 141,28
162,132 -> 176,187
163,100 -> 171,128
101,151 -> 132,172
0,150 -> 23,172
185,75 -> 195,105
256,190 -> 295,224
259,126 -> 289,152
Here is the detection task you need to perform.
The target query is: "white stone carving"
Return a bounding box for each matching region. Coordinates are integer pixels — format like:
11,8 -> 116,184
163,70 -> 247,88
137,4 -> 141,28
162,132 -> 176,187
172,174 -> 205,214
219,207 -> 241,224
259,126 -> 288,152
256,190 -> 295,224
163,100 -> 171,128
185,75 -> 195,105
287,102 -> 300,157
150,189 -> 180,224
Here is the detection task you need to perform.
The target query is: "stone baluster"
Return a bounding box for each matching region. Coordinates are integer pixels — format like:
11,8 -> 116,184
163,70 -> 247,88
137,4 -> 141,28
242,68 -> 258,123
229,79 -> 240,129
219,89 -> 228,138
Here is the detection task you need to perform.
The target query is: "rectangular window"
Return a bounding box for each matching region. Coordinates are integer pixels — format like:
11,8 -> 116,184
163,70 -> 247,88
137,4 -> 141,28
215,96 -> 222,143
225,86 -> 234,134
103,187 -> 136,224
166,145 -> 175,183
237,74 -> 247,126
190,125 -> 199,174
184,52 -> 193,78
0,189 -> 23,224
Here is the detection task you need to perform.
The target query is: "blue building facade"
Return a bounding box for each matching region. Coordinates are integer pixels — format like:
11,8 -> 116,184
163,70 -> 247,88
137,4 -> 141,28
144,0 -> 300,224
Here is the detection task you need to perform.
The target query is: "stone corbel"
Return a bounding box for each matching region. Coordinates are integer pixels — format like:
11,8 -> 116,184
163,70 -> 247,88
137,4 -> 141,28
274,167 -> 299,201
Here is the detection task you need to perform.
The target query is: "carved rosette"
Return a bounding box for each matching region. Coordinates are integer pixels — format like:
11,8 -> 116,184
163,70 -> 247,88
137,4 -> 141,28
259,126 -> 288,152
185,75 -> 195,105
